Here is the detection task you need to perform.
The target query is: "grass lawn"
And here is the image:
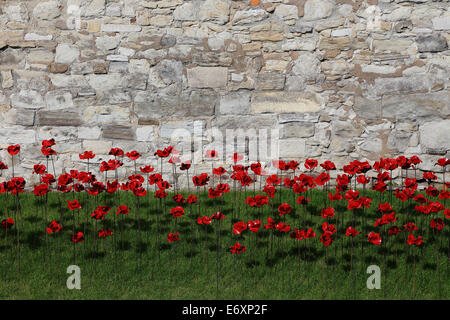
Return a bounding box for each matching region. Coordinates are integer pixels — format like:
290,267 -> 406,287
0,188 -> 448,299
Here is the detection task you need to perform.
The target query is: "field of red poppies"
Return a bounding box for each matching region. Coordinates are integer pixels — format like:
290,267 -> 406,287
0,140 -> 449,299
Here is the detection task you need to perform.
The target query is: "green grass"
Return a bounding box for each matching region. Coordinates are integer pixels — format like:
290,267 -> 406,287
0,188 -> 448,299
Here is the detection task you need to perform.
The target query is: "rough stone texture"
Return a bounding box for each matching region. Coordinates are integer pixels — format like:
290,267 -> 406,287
0,0 -> 448,184
251,92 -> 322,114
187,67 -> 227,88
420,120 -> 450,154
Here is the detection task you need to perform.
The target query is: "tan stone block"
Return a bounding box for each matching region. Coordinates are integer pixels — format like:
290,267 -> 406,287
250,31 -> 284,42
251,91 -> 322,113
88,21 -> 101,33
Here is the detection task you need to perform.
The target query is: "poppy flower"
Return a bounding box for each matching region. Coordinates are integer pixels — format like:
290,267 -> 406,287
436,157 -> 450,167
211,212 -> 225,220
423,172 -> 437,181
0,161 -> 8,170
231,153 -> 243,163
368,232 -> 382,245
233,221 -> 247,235
328,192 -> 343,201
186,195 -> 198,204
169,206 -> 184,218
406,234 -> 423,246
263,184 -> 276,198
278,203 -> 292,216
388,226 -> 401,236
320,160 -> 336,171
275,222 -> 291,232
91,206 -> 111,220
265,175 -> 280,186
67,200 -> 81,210
34,184 -> 49,197
290,228 -> 305,240
192,173 -> 209,187
320,232 -> 333,246
345,226 -> 360,237
229,242 -> 246,254
154,146 -> 173,158
212,167 -> 226,175
33,164 -> 47,175
322,222 -> 336,234
109,148 -> 124,157
206,150 -> 218,159
264,217 -> 276,230
167,232 -> 180,242
42,139 -> 56,148
79,151 -> 95,160
357,175 -> 370,185
1,218 -> 14,230
304,158 -> 318,170
71,232 -> 84,243
116,205 -> 129,215
321,207 -> 335,219
41,146 -> 56,156
172,194 -> 185,204
139,165 -> 154,173
404,222 -> 418,233
197,216 -> 212,225
7,144 -> 20,156
315,172 -> 330,186
250,162 -> 262,175
430,218 -> 445,231
378,202 -> 393,212
47,221 -> 62,234
443,208 -> 450,219
98,229 -> 113,238
180,161 -> 191,171
296,195 -> 310,205
247,220 -> 261,232
126,150 -> 141,160
305,228 -> 316,239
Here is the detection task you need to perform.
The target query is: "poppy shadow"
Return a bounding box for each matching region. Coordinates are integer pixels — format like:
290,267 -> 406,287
87,250 -> 106,259
117,241 -> 131,251
184,250 -> 198,258
422,262 -> 436,270
386,259 -> 397,269
24,230 -> 43,249
265,257 -> 279,267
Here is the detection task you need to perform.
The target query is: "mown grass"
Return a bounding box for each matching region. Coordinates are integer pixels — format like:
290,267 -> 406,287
0,187 -> 448,300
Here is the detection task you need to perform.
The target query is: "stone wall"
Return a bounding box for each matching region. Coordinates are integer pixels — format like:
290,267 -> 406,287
0,0 -> 449,184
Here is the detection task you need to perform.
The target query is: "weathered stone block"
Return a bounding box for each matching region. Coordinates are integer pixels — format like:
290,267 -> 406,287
55,44 -> 79,64
420,120 -> 450,154
100,24 -> 142,32
279,139 -> 306,158
353,96 -> 381,120
78,127 -> 102,140
198,0 -> 230,25
82,140 -> 113,154
187,67 -> 227,88
251,92 -> 322,114
255,72 -> 285,91
102,125 -> 135,140
232,9 -> 269,25
417,34 -> 447,52
432,16 -> 450,30
219,91 -> 251,115
134,90 -> 217,120
33,1 -> 61,20
303,0 -> 334,21
45,91 -> 74,110
281,122 -> 315,138
37,111 -> 81,126
11,90 -> 45,109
